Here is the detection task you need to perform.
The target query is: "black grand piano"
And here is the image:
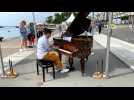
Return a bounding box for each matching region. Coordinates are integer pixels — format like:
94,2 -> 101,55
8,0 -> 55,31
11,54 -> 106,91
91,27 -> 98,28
53,12 -> 93,76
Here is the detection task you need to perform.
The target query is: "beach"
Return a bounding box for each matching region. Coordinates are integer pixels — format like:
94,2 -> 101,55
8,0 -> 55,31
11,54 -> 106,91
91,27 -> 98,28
1,37 -> 20,58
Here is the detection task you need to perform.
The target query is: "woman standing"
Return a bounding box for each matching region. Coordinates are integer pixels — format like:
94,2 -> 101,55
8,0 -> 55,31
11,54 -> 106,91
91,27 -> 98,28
27,22 -> 35,48
19,20 -> 28,51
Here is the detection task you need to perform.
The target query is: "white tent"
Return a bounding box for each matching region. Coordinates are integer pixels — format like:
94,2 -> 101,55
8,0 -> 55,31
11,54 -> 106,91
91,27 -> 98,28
65,13 -> 75,24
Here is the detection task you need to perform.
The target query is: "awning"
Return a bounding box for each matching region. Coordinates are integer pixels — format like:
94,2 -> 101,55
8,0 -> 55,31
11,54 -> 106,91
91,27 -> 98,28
65,13 -> 75,24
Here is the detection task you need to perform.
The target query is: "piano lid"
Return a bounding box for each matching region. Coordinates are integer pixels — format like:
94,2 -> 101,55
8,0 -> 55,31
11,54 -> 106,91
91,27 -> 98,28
63,12 -> 91,37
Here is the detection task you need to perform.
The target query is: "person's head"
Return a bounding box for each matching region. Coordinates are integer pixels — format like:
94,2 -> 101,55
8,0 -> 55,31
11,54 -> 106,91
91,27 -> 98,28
43,28 -> 52,39
37,24 -> 44,32
41,24 -> 45,31
29,22 -> 34,26
20,20 -> 26,27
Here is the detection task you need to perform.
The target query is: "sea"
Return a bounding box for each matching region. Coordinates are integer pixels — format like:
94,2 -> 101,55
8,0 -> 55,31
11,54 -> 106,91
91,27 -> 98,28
0,27 -> 20,40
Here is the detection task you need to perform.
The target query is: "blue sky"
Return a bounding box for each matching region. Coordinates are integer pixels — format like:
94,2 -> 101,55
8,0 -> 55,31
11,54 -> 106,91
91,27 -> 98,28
0,12 -> 56,26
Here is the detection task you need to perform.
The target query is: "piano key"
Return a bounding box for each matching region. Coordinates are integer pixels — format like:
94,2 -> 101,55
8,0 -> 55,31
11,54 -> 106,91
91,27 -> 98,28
58,48 -> 73,55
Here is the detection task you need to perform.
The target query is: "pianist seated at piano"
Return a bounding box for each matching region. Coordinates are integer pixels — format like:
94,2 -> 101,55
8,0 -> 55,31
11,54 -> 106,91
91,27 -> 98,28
36,28 -> 69,73
53,12 -> 93,75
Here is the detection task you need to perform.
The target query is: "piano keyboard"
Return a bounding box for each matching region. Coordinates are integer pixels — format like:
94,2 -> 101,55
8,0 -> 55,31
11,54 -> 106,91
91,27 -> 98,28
58,48 -> 72,55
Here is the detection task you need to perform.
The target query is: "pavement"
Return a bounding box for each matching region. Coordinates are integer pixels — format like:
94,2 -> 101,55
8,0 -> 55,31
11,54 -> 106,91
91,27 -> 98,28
0,49 -> 34,74
102,27 -> 134,44
0,38 -> 35,75
0,29 -> 134,87
94,33 -> 134,71
0,40 -> 133,87
1,38 -> 20,58
115,24 -> 129,29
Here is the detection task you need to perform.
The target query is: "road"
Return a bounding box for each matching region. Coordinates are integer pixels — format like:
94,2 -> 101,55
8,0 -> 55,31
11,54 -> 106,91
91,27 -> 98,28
101,26 -> 134,44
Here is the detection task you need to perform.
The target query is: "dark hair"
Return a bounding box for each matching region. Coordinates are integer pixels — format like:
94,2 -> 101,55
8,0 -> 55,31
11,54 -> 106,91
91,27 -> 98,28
21,20 -> 26,25
43,28 -> 52,34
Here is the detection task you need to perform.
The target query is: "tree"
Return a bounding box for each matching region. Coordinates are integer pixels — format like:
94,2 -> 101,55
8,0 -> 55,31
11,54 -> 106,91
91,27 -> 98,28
121,16 -> 129,20
53,13 -> 62,24
46,16 -> 53,24
46,12 -> 79,24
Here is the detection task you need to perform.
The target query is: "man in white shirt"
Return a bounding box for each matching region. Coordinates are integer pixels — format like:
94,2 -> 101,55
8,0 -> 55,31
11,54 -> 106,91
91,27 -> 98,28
37,28 -> 69,73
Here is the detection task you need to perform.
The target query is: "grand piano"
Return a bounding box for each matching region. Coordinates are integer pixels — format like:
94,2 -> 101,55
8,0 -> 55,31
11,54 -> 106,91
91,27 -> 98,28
53,12 -> 93,76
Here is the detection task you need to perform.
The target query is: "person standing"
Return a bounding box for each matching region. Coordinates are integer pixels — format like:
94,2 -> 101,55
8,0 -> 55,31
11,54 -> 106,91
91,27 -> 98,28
98,21 -> 102,34
90,20 -> 96,35
27,22 -> 35,48
19,20 -> 28,52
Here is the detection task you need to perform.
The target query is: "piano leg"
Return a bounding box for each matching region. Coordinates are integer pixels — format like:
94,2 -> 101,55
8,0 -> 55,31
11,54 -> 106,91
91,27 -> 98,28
80,58 -> 85,76
67,57 -> 75,71
59,53 -> 62,61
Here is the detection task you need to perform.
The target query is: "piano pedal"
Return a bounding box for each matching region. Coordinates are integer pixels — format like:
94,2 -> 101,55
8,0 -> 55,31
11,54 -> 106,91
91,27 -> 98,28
91,52 -> 94,55
85,58 -> 88,62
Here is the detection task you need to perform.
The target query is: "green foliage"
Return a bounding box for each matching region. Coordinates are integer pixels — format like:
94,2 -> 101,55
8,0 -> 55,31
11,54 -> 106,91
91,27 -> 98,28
46,12 -> 78,24
46,16 -> 53,23
121,16 -> 129,20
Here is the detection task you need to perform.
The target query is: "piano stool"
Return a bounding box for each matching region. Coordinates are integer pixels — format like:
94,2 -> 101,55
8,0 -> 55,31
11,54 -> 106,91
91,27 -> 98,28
36,59 -> 55,82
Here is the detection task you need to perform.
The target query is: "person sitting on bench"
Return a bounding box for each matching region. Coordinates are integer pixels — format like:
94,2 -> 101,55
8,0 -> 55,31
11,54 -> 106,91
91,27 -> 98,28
37,28 -> 69,73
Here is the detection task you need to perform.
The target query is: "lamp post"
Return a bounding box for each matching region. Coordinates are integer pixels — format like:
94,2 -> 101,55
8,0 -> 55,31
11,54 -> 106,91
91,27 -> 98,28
105,12 -> 113,78
32,12 -> 39,60
131,12 -> 134,32
32,12 -> 38,45
0,40 -> 6,77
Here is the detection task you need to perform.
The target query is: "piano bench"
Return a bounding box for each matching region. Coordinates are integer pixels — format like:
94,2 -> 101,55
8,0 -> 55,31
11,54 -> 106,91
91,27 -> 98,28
36,59 -> 55,82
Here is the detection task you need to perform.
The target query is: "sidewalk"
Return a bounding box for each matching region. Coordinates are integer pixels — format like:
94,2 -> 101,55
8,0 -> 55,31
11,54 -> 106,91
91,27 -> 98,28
115,24 -> 129,29
0,40 -> 132,87
94,34 -> 134,70
1,38 -> 20,58
0,37 -> 35,74
1,33 -> 134,87
0,49 -> 35,75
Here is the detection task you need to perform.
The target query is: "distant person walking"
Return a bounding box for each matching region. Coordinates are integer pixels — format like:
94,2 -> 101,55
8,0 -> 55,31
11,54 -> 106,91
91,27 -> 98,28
19,20 -> 28,52
27,22 -> 35,48
98,21 -> 102,34
89,24 -> 92,33
90,20 -> 96,35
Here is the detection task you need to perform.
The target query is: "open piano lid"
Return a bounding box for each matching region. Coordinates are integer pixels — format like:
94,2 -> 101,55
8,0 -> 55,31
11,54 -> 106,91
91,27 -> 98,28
63,12 -> 91,37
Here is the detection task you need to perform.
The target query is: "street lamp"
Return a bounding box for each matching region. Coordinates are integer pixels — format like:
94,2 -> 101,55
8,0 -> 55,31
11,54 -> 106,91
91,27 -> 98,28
32,12 -> 38,45
32,12 -> 38,62
0,38 -> 6,77
105,12 -> 113,78
131,12 -> 134,32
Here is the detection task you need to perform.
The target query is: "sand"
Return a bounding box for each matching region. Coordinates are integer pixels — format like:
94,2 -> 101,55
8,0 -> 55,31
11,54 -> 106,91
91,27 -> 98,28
1,38 -> 20,58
